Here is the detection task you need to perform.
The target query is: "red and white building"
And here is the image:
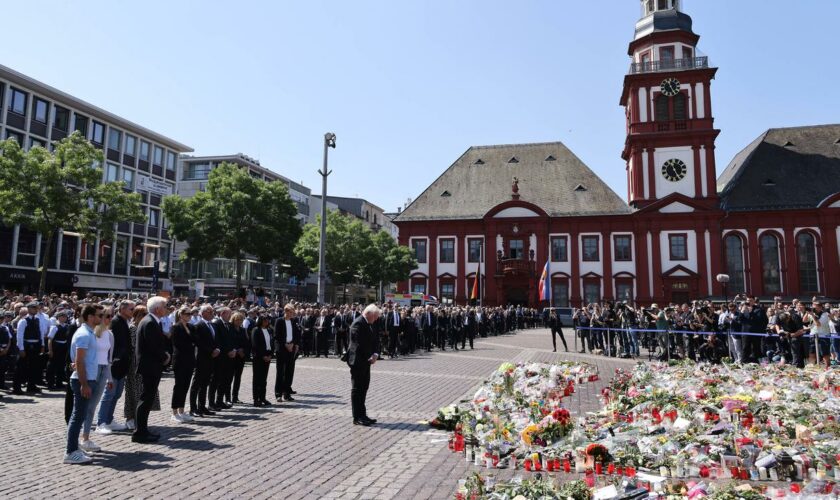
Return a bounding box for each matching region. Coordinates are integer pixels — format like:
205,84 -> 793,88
394,0 -> 840,307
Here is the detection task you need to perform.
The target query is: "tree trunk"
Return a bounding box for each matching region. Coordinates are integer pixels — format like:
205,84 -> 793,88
235,254 -> 242,297
38,231 -> 54,297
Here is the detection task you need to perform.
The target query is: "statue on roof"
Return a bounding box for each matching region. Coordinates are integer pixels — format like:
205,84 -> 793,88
512,177 -> 519,194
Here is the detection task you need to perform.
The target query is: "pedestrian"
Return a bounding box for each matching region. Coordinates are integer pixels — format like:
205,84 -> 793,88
250,315 -> 273,407
229,311 -> 249,404
46,310 -> 70,390
63,303 -> 103,464
84,307 -> 114,448
189,304 -> 219,417
346,304 -> 381,426
14,301 -> 44,395
170,307 -> 196,423
95,300 -> 134,433
273,304 -> 300,402
133,296 -> 171,443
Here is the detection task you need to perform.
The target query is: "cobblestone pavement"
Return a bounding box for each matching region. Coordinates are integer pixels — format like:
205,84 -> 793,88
0,328 -> 635,499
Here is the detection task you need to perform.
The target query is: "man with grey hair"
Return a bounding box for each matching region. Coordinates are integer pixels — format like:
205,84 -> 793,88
346,304 -> 381,426
133,296 -> 171,443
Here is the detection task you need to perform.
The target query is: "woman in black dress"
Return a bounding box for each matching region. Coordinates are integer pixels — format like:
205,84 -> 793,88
170,307 -> 196,423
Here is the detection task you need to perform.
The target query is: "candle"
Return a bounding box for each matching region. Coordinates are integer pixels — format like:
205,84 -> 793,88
660,466 -> 669,477
575,459 -> 585,473
608,463 -> 615,475
595,463 -> 603,475
563,459 -> 571,473
769,468 -> 779,481
791,483 -> 801,494
524,458 -> 532,472
759,467 -> 768,481
700,465 -> 710,478
627,466 -> 636,478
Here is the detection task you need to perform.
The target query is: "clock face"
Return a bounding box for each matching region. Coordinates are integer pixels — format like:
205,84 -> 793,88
661,158 -> 688,182
660,78 -> 681,97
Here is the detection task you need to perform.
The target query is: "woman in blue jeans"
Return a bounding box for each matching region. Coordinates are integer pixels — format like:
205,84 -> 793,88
64,304 -> 104,464
79,307 -> 114,454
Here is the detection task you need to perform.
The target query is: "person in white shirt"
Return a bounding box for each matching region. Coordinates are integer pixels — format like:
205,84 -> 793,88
80,307 -> 114,453
803,302 -> 831,368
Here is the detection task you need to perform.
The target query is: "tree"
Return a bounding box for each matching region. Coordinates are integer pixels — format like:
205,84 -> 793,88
295,210 -> 416,301
162,162 -> 302,292
0,132 -> 145,295
295,210 -> 371,293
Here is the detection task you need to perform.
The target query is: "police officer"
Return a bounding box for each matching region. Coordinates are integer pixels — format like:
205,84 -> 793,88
0,310 -> 14,392
46,310 -> 71,390
14,301 -> 44,394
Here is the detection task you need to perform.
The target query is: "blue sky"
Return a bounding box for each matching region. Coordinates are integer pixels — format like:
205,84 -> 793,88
4,0 -> 838,212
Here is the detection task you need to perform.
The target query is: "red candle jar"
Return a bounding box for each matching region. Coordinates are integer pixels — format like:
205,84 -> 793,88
546,459 -> 555,472
791,483 -> 801,494
563,459 -> 571,473
524,458 -> 533,471
627,466 -> 636,478
608,463 -> 616,475
595,463 -> 603,475
534,459 -> 542,471
700,465 -> 710,478
584,471 -> 595,488
616,466 -> 624,476
739,468 -> 749,480
554,458 -> 561,471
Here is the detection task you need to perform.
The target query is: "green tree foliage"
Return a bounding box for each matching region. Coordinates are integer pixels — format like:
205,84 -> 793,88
162,162 -> 302,291
295,210 -> 416,293
0,132 -> 145,295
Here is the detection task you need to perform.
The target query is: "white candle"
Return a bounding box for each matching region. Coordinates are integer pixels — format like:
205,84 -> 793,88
759,467 -> 768,480
769,468 -> 779,481
660,466 -> 670,477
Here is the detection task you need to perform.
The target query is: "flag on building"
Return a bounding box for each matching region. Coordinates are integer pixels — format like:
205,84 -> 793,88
470,262 -> 480,300
538,261 -> 551,302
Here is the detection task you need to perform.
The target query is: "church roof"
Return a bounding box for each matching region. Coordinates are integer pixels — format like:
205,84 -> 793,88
394,142 -> 631,222
718,124 -> 840,211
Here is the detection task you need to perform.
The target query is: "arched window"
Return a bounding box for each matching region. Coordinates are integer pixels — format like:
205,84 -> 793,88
759,233 -> 782,294
655,94 -> 670,121
673,93 -> 687,120
724,234 -> 746,294
797,232 -> 819,293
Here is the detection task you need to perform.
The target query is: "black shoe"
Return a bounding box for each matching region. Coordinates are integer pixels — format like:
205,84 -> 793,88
363,417 -> 377,424
189,411 -> 202,417
283,394 -> 295,402
132,433 -> 159,443
254,401 -> 264,407
552,349 -> 557,352
148,431 -> 161,440
261,400 -> 272,406
200,408 -> 216,415
221,402 -> 233,409
12,389 -> 23,395
290,390 -> 297,395
232,399 -> 243,404
353,419 -> 372,426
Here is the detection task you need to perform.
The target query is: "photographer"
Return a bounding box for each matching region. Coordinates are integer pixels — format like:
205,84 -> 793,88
802,301 -> 831,369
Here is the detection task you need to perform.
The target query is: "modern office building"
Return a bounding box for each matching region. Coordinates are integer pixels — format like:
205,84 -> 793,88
0,64 -> 192,294
172,153 -> 313,298
310,195 -> 397,238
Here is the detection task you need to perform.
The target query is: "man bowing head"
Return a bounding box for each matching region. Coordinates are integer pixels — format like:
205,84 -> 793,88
346,304 -> 381,426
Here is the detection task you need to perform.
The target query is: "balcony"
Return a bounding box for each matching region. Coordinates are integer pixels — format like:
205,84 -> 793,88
629,118 -> 714,135
629,56 -> 709,75
497,258 -> 535,277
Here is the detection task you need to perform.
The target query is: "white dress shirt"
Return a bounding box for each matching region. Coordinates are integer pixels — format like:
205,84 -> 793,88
284,319 -> 293,343
261,328 -> 271,351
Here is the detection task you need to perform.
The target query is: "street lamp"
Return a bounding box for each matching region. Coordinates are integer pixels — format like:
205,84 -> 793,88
716,274 -> 730,305
317,132 -> 336,305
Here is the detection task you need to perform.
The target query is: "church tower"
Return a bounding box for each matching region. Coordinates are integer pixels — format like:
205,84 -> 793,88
621,0 -> 720,209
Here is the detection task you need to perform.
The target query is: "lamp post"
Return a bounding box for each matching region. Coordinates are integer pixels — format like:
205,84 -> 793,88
716,274 -> 730,305
317,132 -> 336,305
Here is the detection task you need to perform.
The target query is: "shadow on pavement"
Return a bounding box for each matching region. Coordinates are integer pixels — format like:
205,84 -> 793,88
93,449 -> 175,471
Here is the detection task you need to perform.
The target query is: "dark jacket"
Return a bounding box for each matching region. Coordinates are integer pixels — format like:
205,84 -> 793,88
346,316 -> 381,368
110,315 -> 132,379
273,317 -> 301,349
251,326 -> 273,359
135,314 -> 168,376
193,320 -> 216,368
211,318 -> 234,356
171,322 -> 196,369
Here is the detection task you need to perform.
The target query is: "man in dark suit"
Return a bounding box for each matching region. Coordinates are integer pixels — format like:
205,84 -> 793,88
273,304 -> 300,401
96,300 -> 134,430
133,296 -> 171,443
420,305 -> 436,352
250,315 -> 273,406
190,305 -> 219,417
210,307 -> 235,410
385,305 -> 402,358
346,304 -> 381,426
461,307 -> 476,350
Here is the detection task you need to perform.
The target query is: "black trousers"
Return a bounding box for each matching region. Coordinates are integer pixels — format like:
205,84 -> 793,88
274,349 -> 294,397
551,328 -> 568,350
231,358 -> 245,401
210,356 -> 232,405
388,330 -> 400,356
350,364 -> 371,421
171,362 -> 194,409
252,357 -> 269,403
316,330 -> 330,356
64,377 -> 74,423
461,328 -> 474,349
790,337 -> 808,368
135,371 -> 162,435
190,361 -> 212,410
15,343 -> 41,391
46,346 -> 67,388
0,354 -> 11,389
335,330 -> 348,355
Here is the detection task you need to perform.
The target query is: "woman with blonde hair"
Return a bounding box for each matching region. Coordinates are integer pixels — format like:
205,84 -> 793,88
81,306 -> 114,452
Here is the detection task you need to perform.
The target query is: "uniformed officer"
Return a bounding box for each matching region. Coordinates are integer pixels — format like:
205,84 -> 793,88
0,310 -> 14,392
46,310 -> 71,390
14,301 -> 44,394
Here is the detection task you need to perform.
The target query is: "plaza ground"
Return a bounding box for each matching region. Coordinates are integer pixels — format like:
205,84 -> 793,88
0,328 -> 633,499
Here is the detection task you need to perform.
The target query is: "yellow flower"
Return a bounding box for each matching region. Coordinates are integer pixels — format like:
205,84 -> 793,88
521,424 -> 540,446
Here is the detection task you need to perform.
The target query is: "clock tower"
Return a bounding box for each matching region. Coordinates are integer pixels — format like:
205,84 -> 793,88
621,0 -> 720,209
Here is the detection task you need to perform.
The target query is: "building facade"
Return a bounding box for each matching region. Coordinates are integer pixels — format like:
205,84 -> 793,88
394,0 -> 840,307
310,195 -> 398,238
172,153 -> 313,298
0,64 -> 192,293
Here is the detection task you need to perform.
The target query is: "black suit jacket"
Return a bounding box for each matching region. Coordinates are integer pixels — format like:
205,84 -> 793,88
171,322 -> 196,369
251,326 -> 273,359
211,319 -> 234,356
135,315 -> 167,376
386,311 -> 403,333
421,312 -> 437,332
347,316 -> 381,368
273,317 -> 301,350
110,315 -> 132,379
193,320 -> 216,368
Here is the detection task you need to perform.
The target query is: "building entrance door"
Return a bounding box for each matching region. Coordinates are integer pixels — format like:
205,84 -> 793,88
505,287 -> 528,306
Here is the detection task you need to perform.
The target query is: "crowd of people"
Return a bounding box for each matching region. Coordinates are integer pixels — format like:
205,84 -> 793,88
569,294 -> 840,368
0,289 -> 542,465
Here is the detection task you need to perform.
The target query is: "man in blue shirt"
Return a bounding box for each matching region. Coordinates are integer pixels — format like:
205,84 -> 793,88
64,303 -> 103,465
